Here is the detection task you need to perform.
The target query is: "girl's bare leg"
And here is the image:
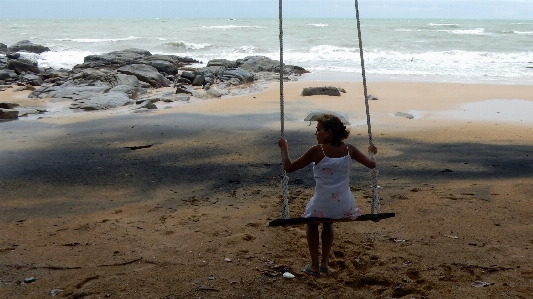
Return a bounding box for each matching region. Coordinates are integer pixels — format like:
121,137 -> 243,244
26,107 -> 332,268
320,223 -> 334,268
306,223 -> 320,272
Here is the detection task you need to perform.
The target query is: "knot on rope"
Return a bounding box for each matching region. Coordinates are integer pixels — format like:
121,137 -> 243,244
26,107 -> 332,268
281,174 -> 290,219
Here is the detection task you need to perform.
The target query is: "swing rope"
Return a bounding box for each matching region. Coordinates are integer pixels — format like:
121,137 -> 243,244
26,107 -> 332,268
279,0 -> 290,219
354,0 -> 381,214
277,0 -> 383,223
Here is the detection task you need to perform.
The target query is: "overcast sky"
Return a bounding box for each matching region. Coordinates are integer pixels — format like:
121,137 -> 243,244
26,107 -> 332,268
1,0 -> 532,20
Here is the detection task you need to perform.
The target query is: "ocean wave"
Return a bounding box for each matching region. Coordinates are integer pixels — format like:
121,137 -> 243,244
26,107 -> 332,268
53,36 -> 142,43
428,23 -> 460,27
307,23 -> 329,27
38,50 -> 94,69
514,31 -> 533,35
199,25 -> 266,29
164,41 -> 213,50
309,45 -> 355,54
437,28 -> 486,35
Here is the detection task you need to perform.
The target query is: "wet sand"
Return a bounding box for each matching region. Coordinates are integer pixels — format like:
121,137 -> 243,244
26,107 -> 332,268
1,80 -> 533,298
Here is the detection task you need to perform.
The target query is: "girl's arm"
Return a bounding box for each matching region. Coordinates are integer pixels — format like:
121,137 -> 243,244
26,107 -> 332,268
348,144 -> 377,169
278,137 -> 318,173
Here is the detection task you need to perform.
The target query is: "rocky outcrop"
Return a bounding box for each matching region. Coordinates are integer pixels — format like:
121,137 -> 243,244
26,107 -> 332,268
6,40 -> 50,54
73,49 -> 199,74
2,48 -> 309,114
182,56 -> 307,88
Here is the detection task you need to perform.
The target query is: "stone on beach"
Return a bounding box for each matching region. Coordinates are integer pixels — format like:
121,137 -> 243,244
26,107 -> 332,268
302,86 -> 342,97
395,112 -> 415,119
0,108 -> 19,119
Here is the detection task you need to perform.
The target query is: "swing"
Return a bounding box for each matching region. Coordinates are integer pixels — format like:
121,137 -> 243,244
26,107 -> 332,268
269,0 -> 395,227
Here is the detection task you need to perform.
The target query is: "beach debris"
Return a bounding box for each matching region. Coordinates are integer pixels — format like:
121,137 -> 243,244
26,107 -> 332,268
471,281 -> 493,288
24,277 -> 37,283
445,235 -> 459,239
224,257 -> 232,262
283,272 -> 295,279
208,275 -> 215,280
124,144 -> 153,150
394,112 -> 414,119
366,94 -> 379,101
440,168 -> 454,173
195,286 -> 219,292
259,269 -> 279,277
50,289 -> 63,296
389,237 -> 406,243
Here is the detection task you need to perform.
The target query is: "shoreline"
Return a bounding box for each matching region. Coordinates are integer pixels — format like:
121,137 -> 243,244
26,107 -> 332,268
2,80 -> 533,126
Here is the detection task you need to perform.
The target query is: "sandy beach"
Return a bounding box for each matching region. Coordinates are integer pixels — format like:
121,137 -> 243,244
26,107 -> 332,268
1,80 -> 533,298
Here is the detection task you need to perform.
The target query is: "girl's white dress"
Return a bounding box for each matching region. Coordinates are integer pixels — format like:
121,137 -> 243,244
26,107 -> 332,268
303,144 -> 363,219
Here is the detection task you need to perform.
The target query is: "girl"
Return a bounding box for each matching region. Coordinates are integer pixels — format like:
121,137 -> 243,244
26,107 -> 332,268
277,113 -> 377,276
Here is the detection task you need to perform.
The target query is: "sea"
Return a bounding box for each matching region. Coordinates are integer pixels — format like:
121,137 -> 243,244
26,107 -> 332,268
1,18 -> 532,84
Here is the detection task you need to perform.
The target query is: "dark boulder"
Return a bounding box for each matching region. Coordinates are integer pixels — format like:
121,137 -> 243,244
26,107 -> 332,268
180,71 -> 196,81
7,40 -> 50,54
0,102 -> 20,109
145,60 -> 178,75
117,64 -> 170,87
192,75 -> 205,86
0,43 -> 7,52
236,56 -> 309,75
6,52 -> 21,59
0,108 -> 19,119
0,70 -> 14,80
302,86 -> 342,97
207,59 -> 238,68
220,69 -> 254,84
22,74 -> 43,86
6,59 -> 40,73
0,56 -> 7,69
75,48 -> 153,70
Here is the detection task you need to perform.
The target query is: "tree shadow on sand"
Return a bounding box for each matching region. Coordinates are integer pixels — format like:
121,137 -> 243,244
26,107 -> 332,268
1,112 -> 532,221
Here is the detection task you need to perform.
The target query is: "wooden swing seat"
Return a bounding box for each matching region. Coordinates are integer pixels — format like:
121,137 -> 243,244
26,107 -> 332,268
269,213 -> 395,226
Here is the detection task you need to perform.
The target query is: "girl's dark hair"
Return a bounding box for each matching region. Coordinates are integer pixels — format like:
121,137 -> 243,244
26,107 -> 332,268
316,113 -> 350,146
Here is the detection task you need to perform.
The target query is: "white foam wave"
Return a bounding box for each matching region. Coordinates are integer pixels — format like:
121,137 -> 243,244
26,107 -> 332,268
308,23 -> 329,27
200,25 -> 266,29
439,28 -> 486,35
53,36 -> 142,43
164,41 -> 212,50
38,50 -> 94,69
428,23 -> 459,27
514,31 -> 533,35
